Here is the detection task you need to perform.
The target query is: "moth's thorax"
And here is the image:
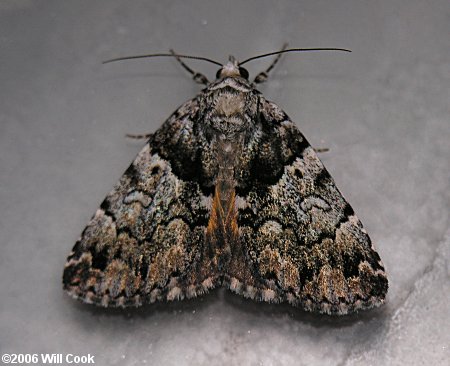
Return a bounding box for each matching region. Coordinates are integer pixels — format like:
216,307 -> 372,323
200,77 -> 258,137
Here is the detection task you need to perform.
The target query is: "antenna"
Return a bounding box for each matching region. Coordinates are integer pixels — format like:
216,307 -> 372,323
239,48 -> 351,66
102,53 -> 223,67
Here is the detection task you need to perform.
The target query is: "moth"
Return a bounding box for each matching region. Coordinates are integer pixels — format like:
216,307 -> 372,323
63,46 -> 388,315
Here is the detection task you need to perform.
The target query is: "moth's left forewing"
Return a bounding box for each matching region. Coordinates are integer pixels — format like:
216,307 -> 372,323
231,98 -> 388,315
63,98 -> 217,307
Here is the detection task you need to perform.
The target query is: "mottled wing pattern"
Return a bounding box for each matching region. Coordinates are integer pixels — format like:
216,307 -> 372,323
63,99 -> 216,307
229,99 -> 388,315
64,70 -> 387,315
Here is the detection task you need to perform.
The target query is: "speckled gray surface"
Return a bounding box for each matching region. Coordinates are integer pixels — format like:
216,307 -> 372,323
1,1 -> 449,365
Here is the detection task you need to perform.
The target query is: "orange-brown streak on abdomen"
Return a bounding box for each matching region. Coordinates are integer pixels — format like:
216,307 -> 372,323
224,189 -> 239,241
206,185 -> 223,241
205,183 -> 239,246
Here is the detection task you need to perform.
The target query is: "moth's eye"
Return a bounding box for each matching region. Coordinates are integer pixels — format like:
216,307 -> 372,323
216,69 -> 223,79
239,67 -> 249,79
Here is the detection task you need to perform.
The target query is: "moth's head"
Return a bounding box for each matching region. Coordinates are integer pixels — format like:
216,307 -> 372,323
215,56 -> 249,80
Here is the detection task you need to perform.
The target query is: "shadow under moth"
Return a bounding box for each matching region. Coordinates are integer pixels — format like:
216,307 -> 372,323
63,46 -> 388,315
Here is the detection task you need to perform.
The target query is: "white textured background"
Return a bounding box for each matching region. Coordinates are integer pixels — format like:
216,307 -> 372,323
1,1 -> 449,365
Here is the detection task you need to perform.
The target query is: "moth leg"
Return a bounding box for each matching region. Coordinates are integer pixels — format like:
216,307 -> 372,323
170,49 -> 210,85
313,147 -> 330,153
253,43 -> 289,84
125,133 -> 153,139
